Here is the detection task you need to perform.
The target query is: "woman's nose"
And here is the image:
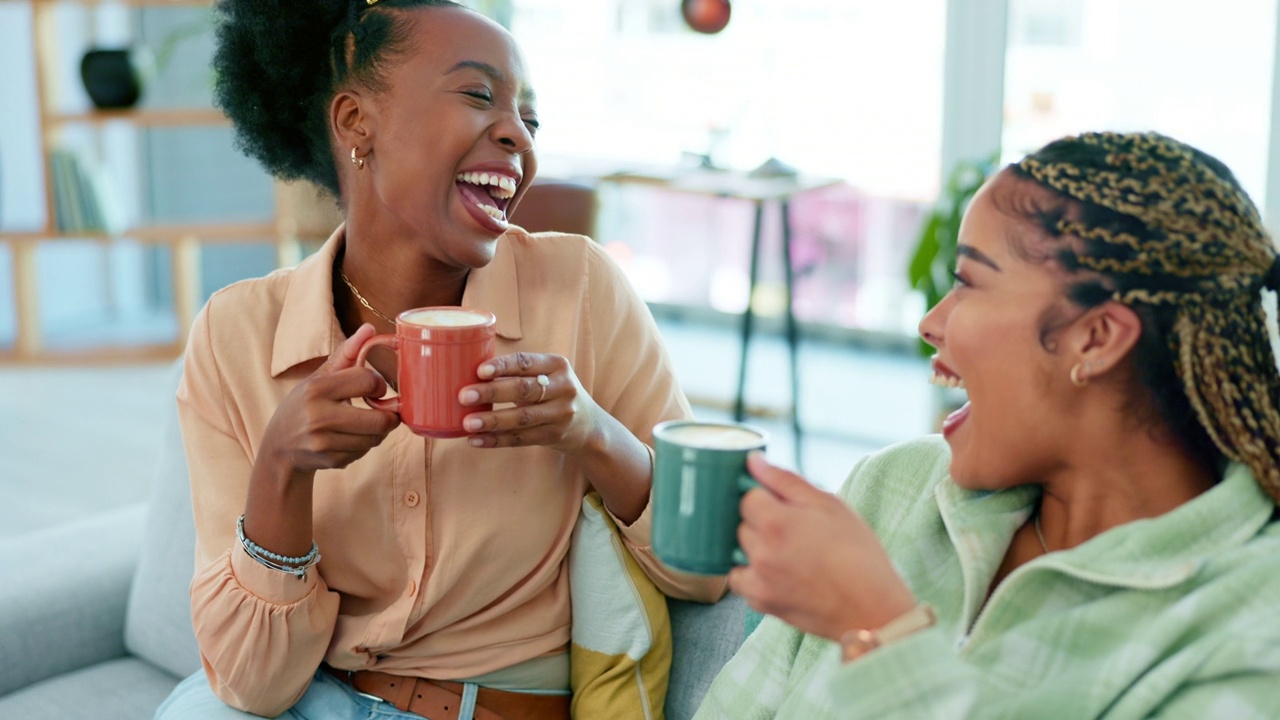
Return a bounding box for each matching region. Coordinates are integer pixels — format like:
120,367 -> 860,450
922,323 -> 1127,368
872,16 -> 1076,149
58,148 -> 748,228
918,299 -> 946,349
495,115 -> 534,155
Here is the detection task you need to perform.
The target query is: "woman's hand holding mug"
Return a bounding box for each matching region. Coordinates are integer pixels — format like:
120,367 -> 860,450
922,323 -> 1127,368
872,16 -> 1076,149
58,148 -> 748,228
458,351 -> 605,454
730,453 -> 918,641
257,323 -> 402,479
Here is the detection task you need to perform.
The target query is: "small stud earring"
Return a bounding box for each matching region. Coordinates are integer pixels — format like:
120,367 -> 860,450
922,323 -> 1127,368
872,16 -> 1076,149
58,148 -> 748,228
351,147 -> 365,170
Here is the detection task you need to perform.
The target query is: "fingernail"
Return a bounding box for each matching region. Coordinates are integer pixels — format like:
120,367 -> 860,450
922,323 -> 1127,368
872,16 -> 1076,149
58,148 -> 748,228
469,436 -> 485,447
478,364 -> 495,379
464,418 -> 482,431
460,390 -> 479,404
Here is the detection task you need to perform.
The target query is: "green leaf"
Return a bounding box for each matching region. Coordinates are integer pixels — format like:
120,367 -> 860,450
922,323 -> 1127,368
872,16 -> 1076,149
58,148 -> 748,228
905,152 -> 1000,356
907,214 -> 942,289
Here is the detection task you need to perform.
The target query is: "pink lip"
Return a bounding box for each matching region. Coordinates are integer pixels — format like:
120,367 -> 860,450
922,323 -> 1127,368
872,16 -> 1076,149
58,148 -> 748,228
455,187 -> 506,233
941,401 -> 971,438
455,162 -> 524,234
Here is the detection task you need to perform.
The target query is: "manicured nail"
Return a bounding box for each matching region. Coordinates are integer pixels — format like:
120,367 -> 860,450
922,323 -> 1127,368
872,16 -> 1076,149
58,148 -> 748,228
460,389 -> 479,404
464,418 -> 483,431
469,436 -> 484,447
478,364 -> 495,379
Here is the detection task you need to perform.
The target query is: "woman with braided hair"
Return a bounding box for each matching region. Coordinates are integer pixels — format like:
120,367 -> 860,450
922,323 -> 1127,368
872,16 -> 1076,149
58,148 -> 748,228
157,1 -> 723,718
696,131 -> 1280,719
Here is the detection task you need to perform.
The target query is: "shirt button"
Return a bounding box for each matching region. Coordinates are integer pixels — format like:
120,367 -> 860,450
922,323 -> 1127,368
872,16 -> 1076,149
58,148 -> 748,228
405,490 -> 420,507
406,580 -> 417,596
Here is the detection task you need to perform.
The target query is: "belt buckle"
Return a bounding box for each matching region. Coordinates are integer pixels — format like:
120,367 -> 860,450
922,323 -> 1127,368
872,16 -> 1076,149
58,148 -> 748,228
354,688 -> 386,704
332,668 -> 389,705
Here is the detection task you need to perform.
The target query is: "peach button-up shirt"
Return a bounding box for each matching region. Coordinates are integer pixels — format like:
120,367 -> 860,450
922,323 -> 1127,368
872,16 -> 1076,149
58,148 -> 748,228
177,225 -> 725,716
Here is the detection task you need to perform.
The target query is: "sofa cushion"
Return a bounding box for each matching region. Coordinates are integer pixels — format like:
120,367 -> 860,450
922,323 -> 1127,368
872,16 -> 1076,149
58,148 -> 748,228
570,492 -> 673,718
0,505 -> 145,696
123,360 -> 201,679
0,657 -> 179,719
664,593 -> 748,720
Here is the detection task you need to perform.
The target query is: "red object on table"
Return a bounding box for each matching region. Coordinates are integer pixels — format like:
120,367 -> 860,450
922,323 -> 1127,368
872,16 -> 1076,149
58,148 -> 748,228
682,0 -> 731,34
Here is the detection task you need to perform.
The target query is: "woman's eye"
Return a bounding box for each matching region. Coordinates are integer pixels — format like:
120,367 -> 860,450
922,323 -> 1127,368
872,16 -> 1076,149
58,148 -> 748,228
949,270 -> 969,287
464,90 -> 493,102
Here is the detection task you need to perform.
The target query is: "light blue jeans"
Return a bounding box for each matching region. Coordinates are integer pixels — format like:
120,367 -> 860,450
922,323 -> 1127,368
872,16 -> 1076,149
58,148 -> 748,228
155,668 -> 451,720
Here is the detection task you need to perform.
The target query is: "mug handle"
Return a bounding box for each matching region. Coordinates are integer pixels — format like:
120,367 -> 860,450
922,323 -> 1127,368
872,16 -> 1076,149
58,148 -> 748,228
354,334 -> 400,412
731,474 -> 761,566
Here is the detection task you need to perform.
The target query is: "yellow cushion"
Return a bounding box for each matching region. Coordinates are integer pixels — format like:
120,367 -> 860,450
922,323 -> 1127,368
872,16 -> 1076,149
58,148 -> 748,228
569,492 -> 671,719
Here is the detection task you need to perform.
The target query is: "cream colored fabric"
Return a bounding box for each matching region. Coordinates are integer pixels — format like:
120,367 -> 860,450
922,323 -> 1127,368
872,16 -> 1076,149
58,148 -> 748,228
570,492 -> 671,720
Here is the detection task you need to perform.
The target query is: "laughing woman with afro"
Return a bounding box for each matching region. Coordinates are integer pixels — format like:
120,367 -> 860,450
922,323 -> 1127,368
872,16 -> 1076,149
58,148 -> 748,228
156,2 -> 724,718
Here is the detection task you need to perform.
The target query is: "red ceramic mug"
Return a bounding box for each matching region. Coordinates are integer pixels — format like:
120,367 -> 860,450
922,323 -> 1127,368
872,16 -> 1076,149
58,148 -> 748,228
354,307 -> 497,438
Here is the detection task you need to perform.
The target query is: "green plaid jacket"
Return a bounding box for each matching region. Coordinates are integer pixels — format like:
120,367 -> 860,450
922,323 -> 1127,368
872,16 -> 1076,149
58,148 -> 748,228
695,436 -> 1280,719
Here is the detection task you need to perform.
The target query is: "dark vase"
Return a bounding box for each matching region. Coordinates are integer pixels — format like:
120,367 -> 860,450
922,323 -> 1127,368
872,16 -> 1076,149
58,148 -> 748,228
80,48 -> 143,109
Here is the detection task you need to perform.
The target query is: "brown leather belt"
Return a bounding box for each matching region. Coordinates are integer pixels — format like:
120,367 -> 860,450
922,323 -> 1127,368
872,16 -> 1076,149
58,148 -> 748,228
323,665 -> 570,720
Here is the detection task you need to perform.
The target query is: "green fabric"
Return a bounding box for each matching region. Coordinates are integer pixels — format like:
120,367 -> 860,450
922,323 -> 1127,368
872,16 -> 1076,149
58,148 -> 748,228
695,436 -> 1280,719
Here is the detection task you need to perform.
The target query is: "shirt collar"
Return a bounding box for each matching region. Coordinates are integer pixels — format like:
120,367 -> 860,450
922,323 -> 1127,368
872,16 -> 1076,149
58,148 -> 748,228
461,227 -> 523,342
1040,464 -> 1275,588
937,463 -> 1275,595
270,224 -> 524,377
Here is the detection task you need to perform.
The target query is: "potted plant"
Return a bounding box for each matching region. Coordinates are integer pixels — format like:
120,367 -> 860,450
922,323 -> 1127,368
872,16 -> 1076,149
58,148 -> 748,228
907,153 -> 999,425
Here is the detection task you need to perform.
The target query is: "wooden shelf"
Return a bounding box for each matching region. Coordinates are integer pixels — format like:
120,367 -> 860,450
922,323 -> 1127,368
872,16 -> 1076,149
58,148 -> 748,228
2,221 -> 280,244
18,0 -> 210,6
129,220 -> 278,242
0,341 -> 183,367
3,0 -> 333,366
46,107 -> 229,128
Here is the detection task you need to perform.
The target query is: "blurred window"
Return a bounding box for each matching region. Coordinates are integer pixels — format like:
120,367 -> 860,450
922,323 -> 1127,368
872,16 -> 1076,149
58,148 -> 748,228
1003,0 -> 1278,205
509,0 -> 947,334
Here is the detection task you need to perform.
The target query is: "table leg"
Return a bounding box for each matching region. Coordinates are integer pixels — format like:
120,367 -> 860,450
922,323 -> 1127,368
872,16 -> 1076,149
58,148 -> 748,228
734,200 -> 766,422
780,199 -> 803,470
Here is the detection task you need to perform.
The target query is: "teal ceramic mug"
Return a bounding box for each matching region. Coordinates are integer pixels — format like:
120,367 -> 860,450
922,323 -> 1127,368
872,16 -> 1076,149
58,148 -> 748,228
651,419 -> 768,575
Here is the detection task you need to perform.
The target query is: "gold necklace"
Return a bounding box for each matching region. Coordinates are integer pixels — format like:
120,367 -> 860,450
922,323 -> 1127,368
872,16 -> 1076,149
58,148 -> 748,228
339,268 -> 396,325
1033,512 -> 1050,554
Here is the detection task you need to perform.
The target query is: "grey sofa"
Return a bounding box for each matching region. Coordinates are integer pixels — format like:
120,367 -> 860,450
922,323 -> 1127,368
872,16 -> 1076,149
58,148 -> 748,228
0,362 -> 750,719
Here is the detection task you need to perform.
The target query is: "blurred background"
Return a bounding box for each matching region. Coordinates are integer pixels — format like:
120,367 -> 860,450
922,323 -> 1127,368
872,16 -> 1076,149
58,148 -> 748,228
3,0 -> 1280,528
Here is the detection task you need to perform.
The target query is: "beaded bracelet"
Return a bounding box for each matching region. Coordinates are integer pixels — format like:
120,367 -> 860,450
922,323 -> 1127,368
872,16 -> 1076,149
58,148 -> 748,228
236,515 -> 320,580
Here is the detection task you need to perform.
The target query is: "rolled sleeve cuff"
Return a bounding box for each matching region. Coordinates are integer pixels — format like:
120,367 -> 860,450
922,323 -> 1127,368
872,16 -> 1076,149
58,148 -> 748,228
608,487 -> 654,545
228,546 -> 320,605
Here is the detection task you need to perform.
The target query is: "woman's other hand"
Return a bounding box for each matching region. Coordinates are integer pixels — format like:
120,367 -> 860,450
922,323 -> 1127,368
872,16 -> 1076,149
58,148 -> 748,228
459,351 -> 605,455
730,453 -> 918,641
256,323 -> 402,480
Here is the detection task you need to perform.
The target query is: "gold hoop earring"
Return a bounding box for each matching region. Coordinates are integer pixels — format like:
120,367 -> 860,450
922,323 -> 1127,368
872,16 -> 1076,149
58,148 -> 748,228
351,147 -> 365,170
1069,363 -> 1089,388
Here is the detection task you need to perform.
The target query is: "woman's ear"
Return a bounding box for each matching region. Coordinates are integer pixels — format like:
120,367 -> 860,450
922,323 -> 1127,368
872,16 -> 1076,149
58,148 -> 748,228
331,89 -> 372,151
1074,301 -> 1143,375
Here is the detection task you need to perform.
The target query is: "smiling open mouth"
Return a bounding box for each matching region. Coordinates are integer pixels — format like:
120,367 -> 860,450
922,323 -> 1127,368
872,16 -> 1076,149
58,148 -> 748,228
929,363 -> 967,390
455,171 -> 517,223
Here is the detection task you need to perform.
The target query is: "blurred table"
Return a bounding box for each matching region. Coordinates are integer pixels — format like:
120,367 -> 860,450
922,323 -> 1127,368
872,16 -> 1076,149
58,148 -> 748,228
601,166 -> 843,468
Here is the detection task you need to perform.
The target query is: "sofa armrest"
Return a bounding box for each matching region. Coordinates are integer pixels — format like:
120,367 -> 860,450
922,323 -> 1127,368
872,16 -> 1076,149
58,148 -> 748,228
666,593 -> 749,720
0,504 -> 146,696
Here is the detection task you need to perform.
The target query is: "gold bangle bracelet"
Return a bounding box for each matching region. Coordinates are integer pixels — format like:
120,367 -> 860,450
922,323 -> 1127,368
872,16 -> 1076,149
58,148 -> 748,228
839,603 -> 937,663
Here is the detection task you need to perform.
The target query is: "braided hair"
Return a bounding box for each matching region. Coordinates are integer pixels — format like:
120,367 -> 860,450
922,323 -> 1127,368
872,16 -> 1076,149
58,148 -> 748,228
1007,131 -> 1280,503
212,0 -> 464,198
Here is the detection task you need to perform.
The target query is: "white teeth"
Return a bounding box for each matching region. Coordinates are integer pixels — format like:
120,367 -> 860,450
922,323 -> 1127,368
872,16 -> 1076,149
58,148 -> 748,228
928,372 -> 966,390
455,172 -> 517,199
478,203 -> 506,221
